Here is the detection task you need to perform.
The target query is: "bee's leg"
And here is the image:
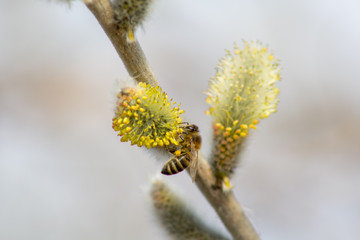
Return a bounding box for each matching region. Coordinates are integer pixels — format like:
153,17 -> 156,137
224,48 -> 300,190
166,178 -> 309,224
181,131 -> 189,135
179,135 -> 185,141
166,144 -> 178,154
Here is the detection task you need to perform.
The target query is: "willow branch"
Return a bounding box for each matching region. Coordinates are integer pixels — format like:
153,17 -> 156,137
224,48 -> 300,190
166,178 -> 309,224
84,1 -> 259,239
195,153 -> 259,240
85,0 -> 157,86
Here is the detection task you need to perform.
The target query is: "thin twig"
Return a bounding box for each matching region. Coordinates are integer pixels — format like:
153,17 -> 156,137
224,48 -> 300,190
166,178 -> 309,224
196,153 -> 259,240
84,1 -> 260,239
85,0 -> 158,86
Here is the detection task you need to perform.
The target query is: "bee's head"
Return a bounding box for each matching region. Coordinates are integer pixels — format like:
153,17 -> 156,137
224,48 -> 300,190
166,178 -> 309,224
183,124 -> 199,133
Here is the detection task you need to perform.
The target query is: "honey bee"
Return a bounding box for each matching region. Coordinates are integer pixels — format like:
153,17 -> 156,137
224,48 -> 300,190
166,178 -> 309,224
161,123 -> 202,181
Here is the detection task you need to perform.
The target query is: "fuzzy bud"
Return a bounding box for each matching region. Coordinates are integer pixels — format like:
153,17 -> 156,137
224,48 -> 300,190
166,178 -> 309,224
111,0 -> 153,42
151,180 -> 229,240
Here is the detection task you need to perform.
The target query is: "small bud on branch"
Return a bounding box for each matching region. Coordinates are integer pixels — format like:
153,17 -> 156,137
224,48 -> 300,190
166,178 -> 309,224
111,0 -> 153,42
151,179 -> 230,240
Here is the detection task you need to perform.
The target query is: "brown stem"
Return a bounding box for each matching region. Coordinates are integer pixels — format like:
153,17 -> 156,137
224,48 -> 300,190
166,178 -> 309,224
195,153 -> 259,240
84,1 -> 260,239
85,0 -> 157,86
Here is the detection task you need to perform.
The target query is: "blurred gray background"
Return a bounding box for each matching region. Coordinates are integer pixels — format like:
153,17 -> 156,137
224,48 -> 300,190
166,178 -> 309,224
1,0 -> 360,239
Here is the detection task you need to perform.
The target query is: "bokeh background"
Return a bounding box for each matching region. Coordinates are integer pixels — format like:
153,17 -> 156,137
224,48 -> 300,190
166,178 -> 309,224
1,0 -> 360,239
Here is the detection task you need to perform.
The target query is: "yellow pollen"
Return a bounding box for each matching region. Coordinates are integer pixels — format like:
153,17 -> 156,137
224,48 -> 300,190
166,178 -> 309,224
123,117 -> 130,124
240,124 -> 248,129
215,123 -> 224,130
249,124 -> 257,129
113,82 -> 185,149
171,139 -> 179,145
127,29 -> 135,43
223,176 -> 234,191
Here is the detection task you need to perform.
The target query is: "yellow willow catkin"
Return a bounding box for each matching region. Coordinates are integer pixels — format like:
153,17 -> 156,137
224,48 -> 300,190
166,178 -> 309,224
111,0 -> 153,42
112,82 -> 184,149
206,41 -> 281,188
151,180 -> 230,240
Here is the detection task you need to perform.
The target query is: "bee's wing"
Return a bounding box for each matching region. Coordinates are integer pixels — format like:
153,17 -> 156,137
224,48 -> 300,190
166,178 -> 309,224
189,141 -> 199,182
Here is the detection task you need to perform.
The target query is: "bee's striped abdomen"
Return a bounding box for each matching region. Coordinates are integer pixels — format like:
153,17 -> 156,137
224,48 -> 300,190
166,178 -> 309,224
161,155 -> 190,175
